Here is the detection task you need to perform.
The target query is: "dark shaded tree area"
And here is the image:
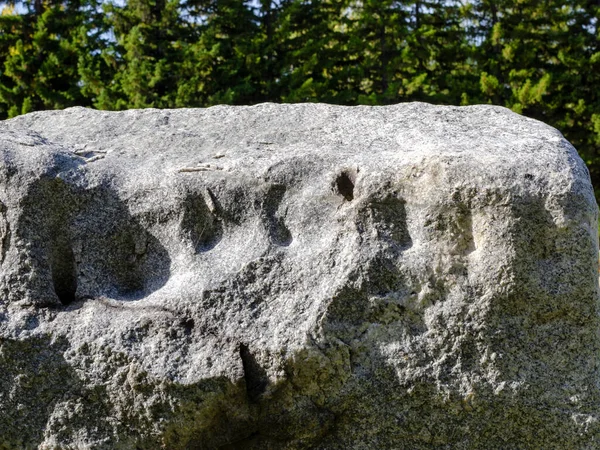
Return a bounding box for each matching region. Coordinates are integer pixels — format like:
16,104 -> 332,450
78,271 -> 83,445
1,0 -> 599,193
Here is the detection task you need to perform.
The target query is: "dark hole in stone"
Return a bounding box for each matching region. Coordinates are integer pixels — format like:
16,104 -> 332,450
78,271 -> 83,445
336,172 -> 355,201
0,201 -> 8,265
181,318 -> 195,336
239,343 -> 268,402
50,239 -> 77,305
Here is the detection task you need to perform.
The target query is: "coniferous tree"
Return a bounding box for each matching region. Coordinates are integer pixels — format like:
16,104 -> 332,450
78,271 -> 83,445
88,0 -> 188,109
552,0 -> 600,193
253,0 -> 284,101
275,0 -> 354,104
0,0 -> 103,118
345,0 -> 412,105
344,0 -> 471,105
177,0 -> 257,106
0,2 -> 24,118
470,0 -> 554,114
403,0 -> 474,105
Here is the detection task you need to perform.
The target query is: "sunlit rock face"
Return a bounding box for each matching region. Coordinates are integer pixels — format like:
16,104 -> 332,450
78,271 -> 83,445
0,103 -> 598,449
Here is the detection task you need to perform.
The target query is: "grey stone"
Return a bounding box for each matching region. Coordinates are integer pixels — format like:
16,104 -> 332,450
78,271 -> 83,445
0,103 -> 598,449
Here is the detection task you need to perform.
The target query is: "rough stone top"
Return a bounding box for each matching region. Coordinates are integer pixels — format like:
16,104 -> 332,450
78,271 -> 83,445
0,102 -> 587,180
1,103 -> 593,218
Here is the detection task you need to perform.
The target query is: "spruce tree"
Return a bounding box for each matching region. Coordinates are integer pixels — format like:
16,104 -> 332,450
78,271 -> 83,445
345,0 -> 412,105
0,0 -> 103,118
275,0 -> 354,104
403,0 -> 474,105
89,0 -> 187,109
177,0 -> 258,106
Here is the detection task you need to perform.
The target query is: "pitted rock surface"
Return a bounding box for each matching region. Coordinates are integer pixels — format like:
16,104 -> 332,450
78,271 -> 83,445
0,103 -> 598,449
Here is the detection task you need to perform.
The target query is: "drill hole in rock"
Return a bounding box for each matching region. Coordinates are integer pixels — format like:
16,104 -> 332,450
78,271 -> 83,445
50,240 -> 77,305
335,171 -> 355,201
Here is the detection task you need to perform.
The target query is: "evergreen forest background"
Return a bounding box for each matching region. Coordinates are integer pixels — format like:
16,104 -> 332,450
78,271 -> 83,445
0,0 -> 599,197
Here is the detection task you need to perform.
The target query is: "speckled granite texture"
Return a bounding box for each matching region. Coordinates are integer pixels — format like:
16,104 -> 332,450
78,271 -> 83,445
0,103 -> 598,449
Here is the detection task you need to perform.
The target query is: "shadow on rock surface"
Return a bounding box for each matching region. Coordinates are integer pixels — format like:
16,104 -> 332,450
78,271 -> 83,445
0,334 -> 259,450
14,177 -> 171,306
0,335 -> 99,449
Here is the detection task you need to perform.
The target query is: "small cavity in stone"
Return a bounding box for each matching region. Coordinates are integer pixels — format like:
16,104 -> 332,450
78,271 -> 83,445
336,171 -> 355,201
50,240 -> 77,305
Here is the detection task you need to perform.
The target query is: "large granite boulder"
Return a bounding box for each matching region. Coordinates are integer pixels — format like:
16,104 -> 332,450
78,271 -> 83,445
0,103 -> 598,449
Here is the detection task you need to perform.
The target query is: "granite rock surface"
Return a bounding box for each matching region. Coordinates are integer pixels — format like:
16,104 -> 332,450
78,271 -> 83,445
0,103 -> 598,449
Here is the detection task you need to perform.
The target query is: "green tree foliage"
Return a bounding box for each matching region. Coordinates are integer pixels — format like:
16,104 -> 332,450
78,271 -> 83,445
0,0 -> 104,117
345,0 -> 473,105
345,0 -> 412,105
0,0 -> 599,195
275,0 -> 355,103
84,0 -> 188,109
179,0 -> 258,106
